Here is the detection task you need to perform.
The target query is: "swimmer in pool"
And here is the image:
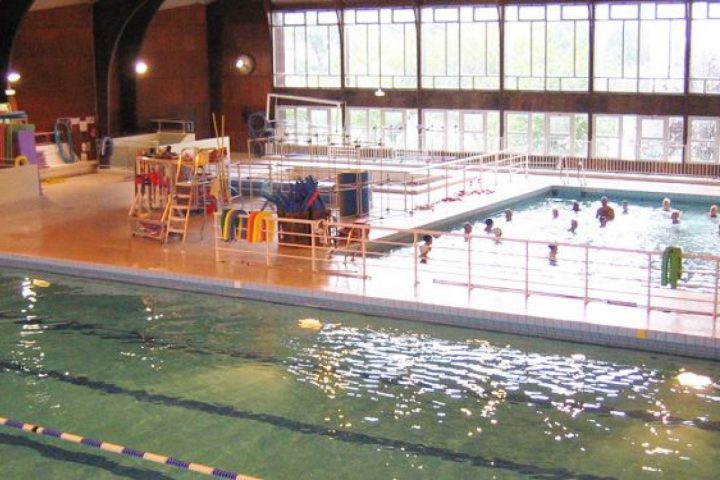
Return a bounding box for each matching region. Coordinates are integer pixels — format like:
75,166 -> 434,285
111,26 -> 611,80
419,234 -> 432,264
491,227 -> 503,244
568,219 -> 578,234
571,200 -> 581,212
710,205 -> 718,218
463,222 -> 473,242
548,244 -> 558,266
622,200 -> 629,214
671,210 -> 681,224
662,197 -> 672,211
484,218 -> 494,233
595,196 -> 615,221
552,208 -> 559,219
504,209 -> 513,222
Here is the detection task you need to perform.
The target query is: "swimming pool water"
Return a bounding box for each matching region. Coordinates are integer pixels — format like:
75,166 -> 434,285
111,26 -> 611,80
1,268 -> 719,479
466,189 -> 720,254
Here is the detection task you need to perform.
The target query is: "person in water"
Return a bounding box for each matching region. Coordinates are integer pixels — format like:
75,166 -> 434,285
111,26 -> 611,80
572,200 -> 581,212
552,208 -> 559,219
662,197 -> 672,211
710,205 -> 718,218
595,196 -> 615,221
671,210 -> 681,225
622,200 -> 629,214
419,234 -> 432,263
463,222 -> 473,242
491,227 -> 503,244
504,209 -> 513,222
484,218 -> 494,233
548,244 -> 558,266
568,219 -> 578,234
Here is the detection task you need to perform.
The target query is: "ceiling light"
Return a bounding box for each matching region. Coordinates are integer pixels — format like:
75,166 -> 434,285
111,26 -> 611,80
374,88 -> 385,97
135,61 -> 149,75
6,72 -> 21,83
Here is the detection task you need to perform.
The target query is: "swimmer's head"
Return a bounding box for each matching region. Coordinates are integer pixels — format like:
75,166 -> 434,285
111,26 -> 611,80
504,209 -> 513,221
422,234 -> 433,243
600,196 -> 609,206
572,201 -> 581,212
710,205 -> 718,218
463,222 -> 472,233
569,219 -> 578,232
484,218 -> 494,228
671,210 -> 681,223
662,197 -> 671,210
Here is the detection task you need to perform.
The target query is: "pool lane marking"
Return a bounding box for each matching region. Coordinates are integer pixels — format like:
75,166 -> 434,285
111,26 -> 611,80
0,416 -> 260,480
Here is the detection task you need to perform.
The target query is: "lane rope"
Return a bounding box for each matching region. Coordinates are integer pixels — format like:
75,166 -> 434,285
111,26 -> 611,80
0,416 -> 261,480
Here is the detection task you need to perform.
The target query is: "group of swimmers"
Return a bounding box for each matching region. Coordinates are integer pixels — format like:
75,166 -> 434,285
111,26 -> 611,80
418,196 -> 720,264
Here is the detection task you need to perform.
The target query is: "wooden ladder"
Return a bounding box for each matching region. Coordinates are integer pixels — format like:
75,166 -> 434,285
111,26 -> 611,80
164,151 -> 204,243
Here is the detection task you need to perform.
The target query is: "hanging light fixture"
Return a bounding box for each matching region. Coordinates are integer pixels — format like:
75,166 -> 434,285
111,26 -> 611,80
134,60 -> 149,75
374,87 -> 385,97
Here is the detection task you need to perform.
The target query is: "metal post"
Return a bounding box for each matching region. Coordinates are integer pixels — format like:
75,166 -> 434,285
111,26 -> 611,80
266,219 -> 271,267
311,221 -> 316,272
467,235 -> 472,292
584,245 -> 589,304
361,226 -> 367,279
413,232 -> 419,286
714,259 -> 719,338
524,241 -> 530,298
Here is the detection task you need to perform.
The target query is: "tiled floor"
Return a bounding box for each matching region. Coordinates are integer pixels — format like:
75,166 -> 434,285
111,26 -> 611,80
0,169 -> 718,355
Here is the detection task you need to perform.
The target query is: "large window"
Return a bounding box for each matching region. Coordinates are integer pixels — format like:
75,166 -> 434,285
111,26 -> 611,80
593,115 -> 684,161
505,112 -> 588,156
690,2 -> 720,94
688,117 -> 720,163
272,11 -> 341,88
345,9 -> 417,89
422,110 -> 500,152
275,106 -> 342,145
594,2 -> 686,93
421,6 -> 500,90
505,4 -> 589,91
347,108 -> 419,149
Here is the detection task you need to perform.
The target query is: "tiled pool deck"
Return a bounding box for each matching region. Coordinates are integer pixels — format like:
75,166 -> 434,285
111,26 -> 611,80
1,170 -> 719,359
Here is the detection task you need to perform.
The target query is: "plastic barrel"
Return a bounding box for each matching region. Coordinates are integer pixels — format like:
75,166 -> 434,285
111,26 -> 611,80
337,171 -> 370,217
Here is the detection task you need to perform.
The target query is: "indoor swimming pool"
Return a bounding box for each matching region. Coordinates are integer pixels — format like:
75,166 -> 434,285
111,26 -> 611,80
0,268 -> 719,479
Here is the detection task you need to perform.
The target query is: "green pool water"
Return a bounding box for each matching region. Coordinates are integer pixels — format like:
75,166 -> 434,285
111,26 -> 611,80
0,268 -> 719,479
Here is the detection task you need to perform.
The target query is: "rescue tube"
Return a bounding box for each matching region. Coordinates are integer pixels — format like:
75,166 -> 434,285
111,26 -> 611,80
661,246 -> 682,289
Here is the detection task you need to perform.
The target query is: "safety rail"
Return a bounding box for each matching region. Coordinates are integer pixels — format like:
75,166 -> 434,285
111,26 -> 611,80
215,213 -> 720,336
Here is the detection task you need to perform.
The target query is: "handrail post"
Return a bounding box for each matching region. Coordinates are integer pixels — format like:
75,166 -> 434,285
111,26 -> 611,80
467,235 -> 472,291
584,245 -> 589,304
714,259 -> 719,338
525,241 -> 530,298
311,220 -> 316,272
265,219 -> 271,267
361,226 -> 367,279
413,232 -> 419,286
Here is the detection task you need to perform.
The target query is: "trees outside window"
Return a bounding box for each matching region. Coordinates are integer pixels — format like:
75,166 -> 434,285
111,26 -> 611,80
594,2 -> 686,93
272,11 -> 341,88
505,4 -> 589,91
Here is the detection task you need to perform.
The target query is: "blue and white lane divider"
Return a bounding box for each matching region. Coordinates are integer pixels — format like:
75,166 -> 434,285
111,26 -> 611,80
0,416 -> 261,480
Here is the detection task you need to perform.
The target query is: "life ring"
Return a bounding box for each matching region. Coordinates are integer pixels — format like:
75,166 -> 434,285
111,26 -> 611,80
14,155 -> 28,167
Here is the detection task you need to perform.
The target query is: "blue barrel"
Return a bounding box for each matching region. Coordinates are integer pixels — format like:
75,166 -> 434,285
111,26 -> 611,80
337,171 -> 370,217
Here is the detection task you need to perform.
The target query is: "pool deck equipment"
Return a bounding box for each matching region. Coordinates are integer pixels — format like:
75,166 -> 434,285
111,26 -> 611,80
0,416 -> 260,480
